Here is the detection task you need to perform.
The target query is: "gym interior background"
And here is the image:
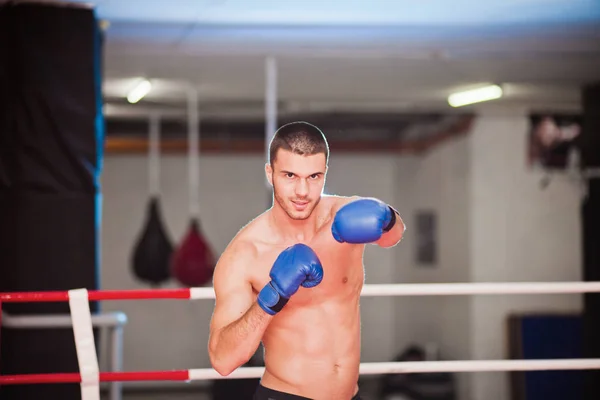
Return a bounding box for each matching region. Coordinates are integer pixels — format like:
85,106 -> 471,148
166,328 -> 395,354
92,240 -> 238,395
1,1 -> 600,400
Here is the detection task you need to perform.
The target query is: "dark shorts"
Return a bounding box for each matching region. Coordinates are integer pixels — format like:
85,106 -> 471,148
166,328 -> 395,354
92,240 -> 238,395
253,383 -> 362,400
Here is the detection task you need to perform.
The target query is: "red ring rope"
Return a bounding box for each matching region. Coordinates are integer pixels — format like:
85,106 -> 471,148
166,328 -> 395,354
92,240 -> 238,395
3,282 -> 600,303
0,370 -> 190,385
0,288 -> 192,303
3,285 -> 600,389
0,289 -> 196,388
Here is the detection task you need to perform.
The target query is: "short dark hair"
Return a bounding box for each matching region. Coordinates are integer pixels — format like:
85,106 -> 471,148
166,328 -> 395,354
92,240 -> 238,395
268,121 -> 329,164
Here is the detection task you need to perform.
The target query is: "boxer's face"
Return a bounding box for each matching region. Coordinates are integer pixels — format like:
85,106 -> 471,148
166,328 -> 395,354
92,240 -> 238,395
266,149 -> 327,220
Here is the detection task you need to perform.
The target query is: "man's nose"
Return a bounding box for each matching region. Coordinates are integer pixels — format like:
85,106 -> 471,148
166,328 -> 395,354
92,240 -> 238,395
295,179 -> 309,197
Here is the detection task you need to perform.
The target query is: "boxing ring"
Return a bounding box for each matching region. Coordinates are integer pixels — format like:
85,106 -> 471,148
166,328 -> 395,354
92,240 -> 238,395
1,282 -> 600,400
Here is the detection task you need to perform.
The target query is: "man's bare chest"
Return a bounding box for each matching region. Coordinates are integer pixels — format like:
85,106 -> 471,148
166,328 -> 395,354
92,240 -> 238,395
249,225 -> 364,303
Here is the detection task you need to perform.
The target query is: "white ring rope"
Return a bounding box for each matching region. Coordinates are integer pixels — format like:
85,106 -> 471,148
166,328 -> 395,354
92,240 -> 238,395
189,281 -> 600,299
189,359 -> 600,380
359,281 -> 600,296
189,282 -> 598,381
3,281 -> 597,389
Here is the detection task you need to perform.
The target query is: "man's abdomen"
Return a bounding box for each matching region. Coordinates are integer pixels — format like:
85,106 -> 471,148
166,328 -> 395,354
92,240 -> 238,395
260,301 -> 361,400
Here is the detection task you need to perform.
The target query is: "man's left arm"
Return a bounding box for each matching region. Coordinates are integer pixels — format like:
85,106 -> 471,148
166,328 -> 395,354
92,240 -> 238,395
331,197 -> 405,248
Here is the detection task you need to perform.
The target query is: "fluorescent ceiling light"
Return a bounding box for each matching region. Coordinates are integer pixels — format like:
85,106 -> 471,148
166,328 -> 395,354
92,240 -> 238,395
448,85 -> 503,107
127,79 -> 152,104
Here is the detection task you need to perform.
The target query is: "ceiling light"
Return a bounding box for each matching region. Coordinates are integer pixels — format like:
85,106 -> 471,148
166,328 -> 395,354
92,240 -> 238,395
127,79 -> 152,104
448,85 -> 503,108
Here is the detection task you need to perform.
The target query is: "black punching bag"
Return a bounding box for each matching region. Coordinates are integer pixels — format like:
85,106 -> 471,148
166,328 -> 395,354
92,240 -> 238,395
0,2 -> 104,399
132,197 -> 173,286
131,114 -> 173,286
581,81 -> 600,400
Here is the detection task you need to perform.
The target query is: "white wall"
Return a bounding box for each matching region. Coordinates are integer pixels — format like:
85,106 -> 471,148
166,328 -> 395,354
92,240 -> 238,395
99,153 -> 408,375
100,155 -> 268,372
391,111 -> 583,400
99,113 -> 583,398
394,135 -> 472,400
326,155 -> 412,363
468,111 -> 583,400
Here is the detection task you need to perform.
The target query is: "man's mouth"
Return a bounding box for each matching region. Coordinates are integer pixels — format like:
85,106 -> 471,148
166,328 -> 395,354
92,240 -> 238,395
291,200 -> 309,210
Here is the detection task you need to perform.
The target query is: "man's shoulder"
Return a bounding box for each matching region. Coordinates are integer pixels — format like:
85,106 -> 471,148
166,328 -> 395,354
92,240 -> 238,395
226,236 -> 257,257
215,237 -> 257,281
236,211 -> 270,241
223,232 -> 258,262
221,212 -> 269,262
323,194 -> 361,214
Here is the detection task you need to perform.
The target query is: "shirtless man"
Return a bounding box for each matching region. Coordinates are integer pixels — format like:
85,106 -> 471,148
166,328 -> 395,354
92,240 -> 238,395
208,121 -> 405,400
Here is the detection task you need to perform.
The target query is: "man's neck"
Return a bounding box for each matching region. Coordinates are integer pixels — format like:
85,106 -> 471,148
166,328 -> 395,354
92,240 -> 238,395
269,203 -> 319,243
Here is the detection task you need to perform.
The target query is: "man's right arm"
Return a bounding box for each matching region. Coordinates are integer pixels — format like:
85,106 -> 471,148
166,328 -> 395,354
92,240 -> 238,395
208,243 -> 273,376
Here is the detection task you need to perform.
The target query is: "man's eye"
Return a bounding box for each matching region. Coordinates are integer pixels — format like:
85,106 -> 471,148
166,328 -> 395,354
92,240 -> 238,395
310,174 -> 320,179
286,173 -> 294,178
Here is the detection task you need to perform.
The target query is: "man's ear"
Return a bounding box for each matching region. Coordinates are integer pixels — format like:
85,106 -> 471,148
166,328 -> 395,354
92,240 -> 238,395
265,163 -> 273,186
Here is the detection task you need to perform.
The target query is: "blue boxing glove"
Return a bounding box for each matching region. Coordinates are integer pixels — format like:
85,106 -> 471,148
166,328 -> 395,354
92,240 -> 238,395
332,198 -> 396,244
257,243 -> 323,315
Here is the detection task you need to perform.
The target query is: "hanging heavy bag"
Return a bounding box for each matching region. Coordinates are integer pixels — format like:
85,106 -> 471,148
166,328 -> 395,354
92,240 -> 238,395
171,218 -> 216,287
170,88 -> 216,287
131,196 -> 173,286
130,113 -> 173,286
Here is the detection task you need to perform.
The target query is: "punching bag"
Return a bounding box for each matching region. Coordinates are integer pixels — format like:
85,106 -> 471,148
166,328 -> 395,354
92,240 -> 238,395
132,197 -> 173,286
171,88 -> 216,287
0,2 -> 103,399
131,113 -> 173,286
171,218 -> 216,287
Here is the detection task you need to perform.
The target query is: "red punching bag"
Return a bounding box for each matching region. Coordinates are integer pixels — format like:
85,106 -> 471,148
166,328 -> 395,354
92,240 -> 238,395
171,218 -> 215,286
171,87 -> 216,287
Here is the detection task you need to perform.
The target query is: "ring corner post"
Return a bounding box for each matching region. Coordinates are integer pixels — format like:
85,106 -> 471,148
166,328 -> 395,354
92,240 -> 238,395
0,300 -> 3,374
0,2 -> 104,399
581,81 -> 600,400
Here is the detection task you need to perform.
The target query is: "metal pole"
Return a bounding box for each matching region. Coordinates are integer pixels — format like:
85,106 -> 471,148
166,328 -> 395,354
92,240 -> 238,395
187,87 -> 200,219
110,325 -> 124,400
265,56 -> 278,162
148,113 -> 161,197
265,56 -> 278,203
